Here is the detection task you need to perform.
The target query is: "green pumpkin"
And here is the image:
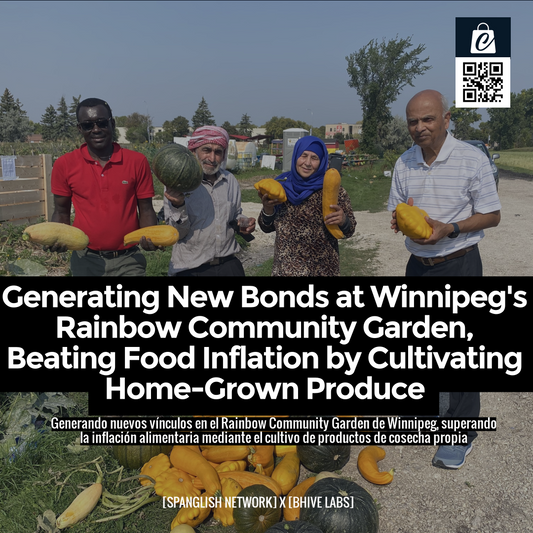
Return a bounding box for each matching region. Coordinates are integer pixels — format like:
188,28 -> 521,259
112,444 -> 173,470
151,143 -> 203,192
296,445 -> 351,473
266,520 -> 323,532
299,478 -> 379,533
234,485 -> 281,533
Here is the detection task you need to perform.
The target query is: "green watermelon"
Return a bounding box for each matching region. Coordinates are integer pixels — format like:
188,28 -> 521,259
151,143 -> 203,192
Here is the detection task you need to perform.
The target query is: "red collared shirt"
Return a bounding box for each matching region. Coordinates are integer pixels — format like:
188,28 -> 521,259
51,143 -> 154,250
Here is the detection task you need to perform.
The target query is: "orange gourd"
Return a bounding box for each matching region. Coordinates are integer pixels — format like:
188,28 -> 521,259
271,451 -> 300,495
357,446 -> 394,485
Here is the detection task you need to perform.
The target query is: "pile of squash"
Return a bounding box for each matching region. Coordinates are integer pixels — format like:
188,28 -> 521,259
133,441 -> 394,532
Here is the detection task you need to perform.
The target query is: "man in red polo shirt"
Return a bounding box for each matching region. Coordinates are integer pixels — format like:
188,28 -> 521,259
50,98 -> 158,276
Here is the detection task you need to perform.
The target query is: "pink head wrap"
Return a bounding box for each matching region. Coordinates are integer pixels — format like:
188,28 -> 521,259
188,126 -> 230,170
188,126 -> 229,152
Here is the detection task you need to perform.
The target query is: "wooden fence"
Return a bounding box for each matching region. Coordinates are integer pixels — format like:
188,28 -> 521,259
0,154 -> 53,226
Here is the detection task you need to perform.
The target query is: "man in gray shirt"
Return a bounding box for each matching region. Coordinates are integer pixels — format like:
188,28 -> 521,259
164,126 -> 255,276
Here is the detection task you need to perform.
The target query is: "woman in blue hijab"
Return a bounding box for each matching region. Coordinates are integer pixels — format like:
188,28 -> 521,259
257,136 -> 356,276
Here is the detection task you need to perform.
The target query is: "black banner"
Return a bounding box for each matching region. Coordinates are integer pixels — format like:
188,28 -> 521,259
2,277 -> 529,416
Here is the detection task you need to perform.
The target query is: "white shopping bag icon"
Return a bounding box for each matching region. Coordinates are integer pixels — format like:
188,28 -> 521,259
470,22 -> 496,54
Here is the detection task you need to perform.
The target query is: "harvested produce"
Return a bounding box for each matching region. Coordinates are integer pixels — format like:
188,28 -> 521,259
213,476 -> 243,526
22,222 -> 89,250
233,485 -> 281,533
254,178 -> 287,202
271,451 -> 300,495
192,470 -> 282,497
266,520 -> 324,532
154,467 -> 200,499
283,476 -> 316,521
123,224 -> 178,246
395,202 -> 432,239
322,168 -> 344,239
56,474 -> 103,529
170,445 -> 222,497
300,478 -> 379,533
151,143 -> 203,192
296,445 -> 351,473
357,445 -> 394,485
139,452 -> 171,486
113,444 -> 172,470
170,494 -> 211,529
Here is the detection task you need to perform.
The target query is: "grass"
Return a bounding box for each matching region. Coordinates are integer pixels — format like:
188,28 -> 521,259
492,147 -> 533,175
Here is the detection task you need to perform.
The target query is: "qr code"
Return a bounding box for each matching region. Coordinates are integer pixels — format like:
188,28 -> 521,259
455,58 -> 510,108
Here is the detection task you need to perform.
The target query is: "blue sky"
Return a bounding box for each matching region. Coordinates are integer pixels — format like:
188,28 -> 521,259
2,1 -> 532,129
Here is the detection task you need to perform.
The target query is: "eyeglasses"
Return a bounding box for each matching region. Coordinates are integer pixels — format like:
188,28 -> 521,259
78,118 -> 113,131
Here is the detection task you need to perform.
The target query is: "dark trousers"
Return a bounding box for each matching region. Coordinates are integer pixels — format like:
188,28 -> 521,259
445,392 -> 481,444
172,256 -> 245,277
406,244 -> 482,276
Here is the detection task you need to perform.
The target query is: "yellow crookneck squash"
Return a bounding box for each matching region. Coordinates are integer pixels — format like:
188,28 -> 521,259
357,445 -> 394,485
322,168 -> 344,239
395,202 -> 432,240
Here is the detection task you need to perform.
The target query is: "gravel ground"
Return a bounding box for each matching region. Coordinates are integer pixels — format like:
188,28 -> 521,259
238,172 -> 533,532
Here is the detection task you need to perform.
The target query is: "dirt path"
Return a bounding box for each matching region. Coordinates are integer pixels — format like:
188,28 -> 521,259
240,173 -> 533,276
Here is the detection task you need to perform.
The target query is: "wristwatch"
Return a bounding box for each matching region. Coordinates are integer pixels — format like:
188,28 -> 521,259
447,222 -> 460,239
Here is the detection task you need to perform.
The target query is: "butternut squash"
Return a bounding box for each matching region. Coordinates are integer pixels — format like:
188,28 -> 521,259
283,476 -> 316,521
170,445 -> 222,497
123,224 -> 179,247
192,470 -> 282,497
254,178 -> 287,202
271,452 -> 300,495
322,168 -> 344,239
357,446 -> 394,485
56,475 -> 102,529
395,202 -> 432,240
23,222 -> 89,250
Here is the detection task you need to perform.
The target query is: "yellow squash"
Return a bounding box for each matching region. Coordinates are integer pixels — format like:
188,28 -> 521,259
322,168 -> 344,239
170,445 -> 222,497
271,451 -> 300,495
357,445 -> 394,485
170,494 -> 211,529
192,470 -> 282,498
56,475 -> 103,529
23,222 -> 89,250
154,467 -> 201,499
254,178 -> 287,202
283,476 -> 316,521
123,224 -> 179,246
213,477 -> 243,527
395,202 -> 432,240
139,453 -> 171,486
201,445 -> 251,463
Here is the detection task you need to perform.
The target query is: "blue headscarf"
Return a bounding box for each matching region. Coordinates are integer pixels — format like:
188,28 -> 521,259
276,136 -> 329,205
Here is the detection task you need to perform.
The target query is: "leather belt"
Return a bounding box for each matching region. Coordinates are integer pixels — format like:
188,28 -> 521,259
87,246 -> 138,259
204,255 -> 234,266
413,245 -> 476,267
